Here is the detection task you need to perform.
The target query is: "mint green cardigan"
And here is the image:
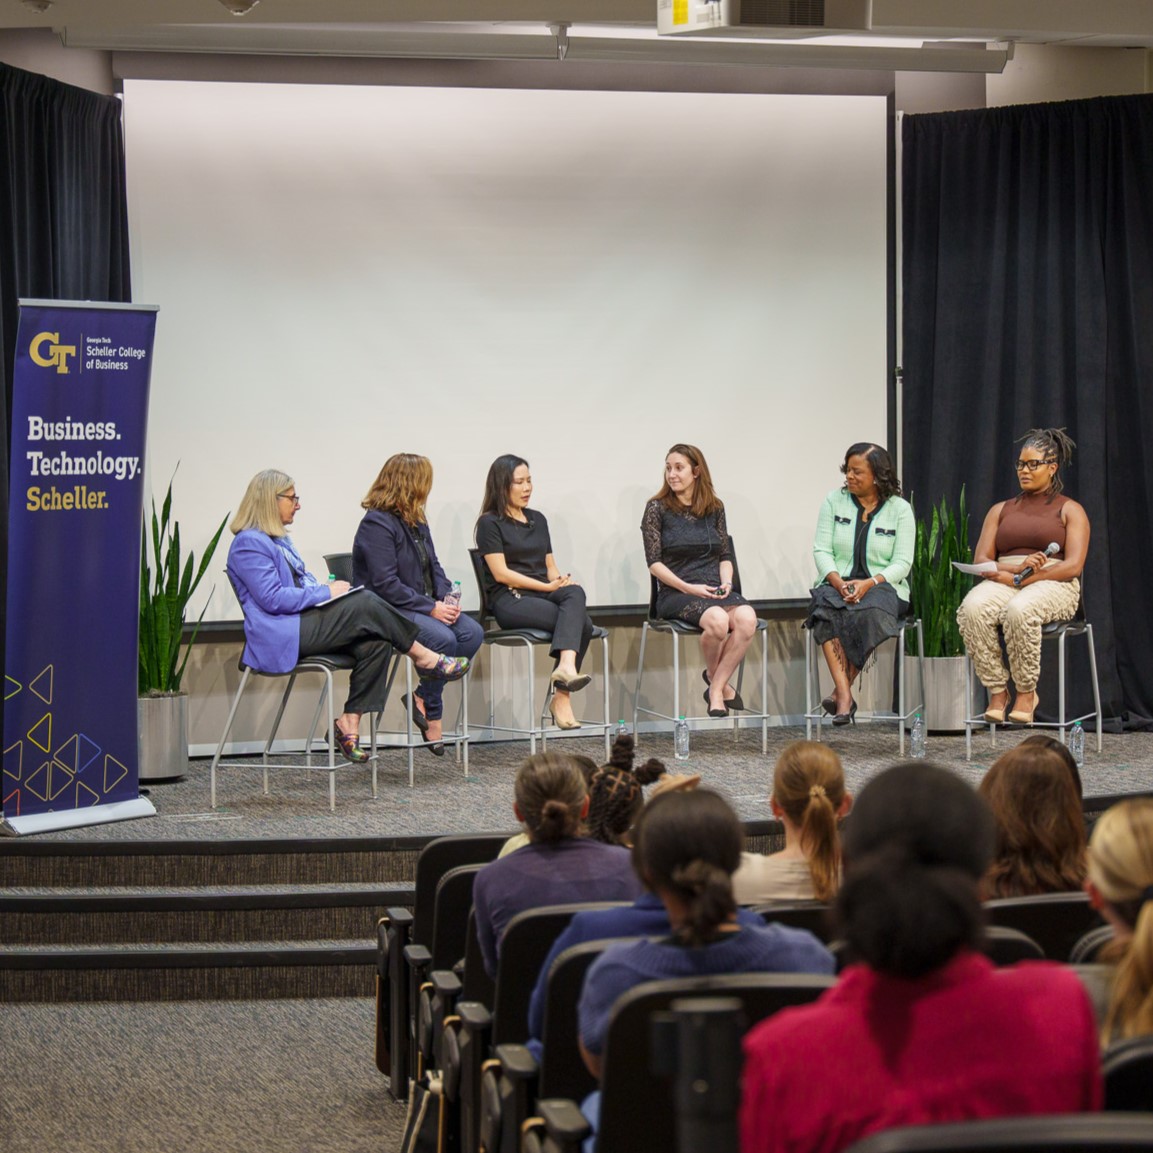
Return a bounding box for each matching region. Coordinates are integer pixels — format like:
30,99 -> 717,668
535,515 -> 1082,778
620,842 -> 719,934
811,488 -> 914,603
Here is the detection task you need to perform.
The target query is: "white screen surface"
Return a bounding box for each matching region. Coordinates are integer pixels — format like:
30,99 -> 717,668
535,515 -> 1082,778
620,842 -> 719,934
124,79 -> 888,617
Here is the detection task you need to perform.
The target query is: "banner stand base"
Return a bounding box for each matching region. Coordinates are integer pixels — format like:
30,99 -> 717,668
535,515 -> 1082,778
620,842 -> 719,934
0,796 -> 157,837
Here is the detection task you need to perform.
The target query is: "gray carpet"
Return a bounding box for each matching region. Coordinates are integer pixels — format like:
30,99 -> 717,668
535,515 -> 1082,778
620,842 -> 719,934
20,724 -> 1153,843
0,997 -> 407,1153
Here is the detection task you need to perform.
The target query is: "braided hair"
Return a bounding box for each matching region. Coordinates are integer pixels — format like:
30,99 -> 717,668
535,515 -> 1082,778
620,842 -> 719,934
1017,427 -> 1076,495
585,734 -> 667,847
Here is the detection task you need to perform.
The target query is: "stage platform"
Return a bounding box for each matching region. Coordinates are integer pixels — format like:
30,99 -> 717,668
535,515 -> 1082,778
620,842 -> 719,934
4,724 -> 1151,847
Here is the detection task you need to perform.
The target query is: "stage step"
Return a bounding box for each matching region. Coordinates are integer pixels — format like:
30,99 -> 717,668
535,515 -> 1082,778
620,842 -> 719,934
0,883 -> 414,945
0,939 -> 377,1002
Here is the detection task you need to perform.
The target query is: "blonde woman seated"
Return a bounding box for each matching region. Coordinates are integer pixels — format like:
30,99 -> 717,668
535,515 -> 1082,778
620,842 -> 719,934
733,741 -> 851,904
1085,799 -> 1153,1043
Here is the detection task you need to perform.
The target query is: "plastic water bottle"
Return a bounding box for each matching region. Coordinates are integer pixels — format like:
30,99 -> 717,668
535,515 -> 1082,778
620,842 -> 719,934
616,719 -> 629,741
1069,721 -> 1085,768
910,712 -> 926,759
444,580 -> 462,609
674,716 -> 690,762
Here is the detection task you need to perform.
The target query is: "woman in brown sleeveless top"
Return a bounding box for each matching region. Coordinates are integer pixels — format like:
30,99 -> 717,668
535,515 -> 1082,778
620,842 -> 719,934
956,428 -> 1089,725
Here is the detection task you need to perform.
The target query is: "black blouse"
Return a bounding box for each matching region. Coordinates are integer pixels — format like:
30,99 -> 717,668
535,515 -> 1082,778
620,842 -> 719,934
475,511 -> 553,598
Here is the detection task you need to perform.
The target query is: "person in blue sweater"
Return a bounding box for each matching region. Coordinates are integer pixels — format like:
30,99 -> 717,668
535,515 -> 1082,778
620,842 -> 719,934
576,788 -> 835,1084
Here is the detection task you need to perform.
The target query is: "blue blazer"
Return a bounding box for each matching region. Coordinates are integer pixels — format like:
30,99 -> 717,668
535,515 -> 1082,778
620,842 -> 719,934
227,529 -> 331,673
352,509 -> 450,615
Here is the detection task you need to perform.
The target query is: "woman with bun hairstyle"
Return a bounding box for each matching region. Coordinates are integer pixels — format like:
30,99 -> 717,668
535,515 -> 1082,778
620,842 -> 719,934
471,752 -> 643,979
1085,799 -> 1153,1042
740,762 -> 1102,1153
578,788 -> 834,1083
978,740 -> 1086,898
733,741 -> 851,904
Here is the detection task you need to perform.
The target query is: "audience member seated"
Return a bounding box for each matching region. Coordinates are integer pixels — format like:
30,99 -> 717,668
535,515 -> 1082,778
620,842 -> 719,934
740,761 -> 1102,1153
733,741 -> 851,904
472,752 -> 643,979
1085,798 -> 1153,1043
525,776 -> 760,1057
584,734 -> 670,848
577,789 -> 835,1142
978,739 -> 1086,898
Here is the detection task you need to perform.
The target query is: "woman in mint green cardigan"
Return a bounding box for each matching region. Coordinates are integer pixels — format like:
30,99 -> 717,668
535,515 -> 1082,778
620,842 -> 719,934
806,443 -> 914,725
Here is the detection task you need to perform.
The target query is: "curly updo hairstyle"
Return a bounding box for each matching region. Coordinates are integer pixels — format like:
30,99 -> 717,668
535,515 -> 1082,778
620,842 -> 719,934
585,734 -> 667,847
1017,427 -> 1076,495
835,762 -> 994,979
514,752 -> 588,845
631,787 -> 743,946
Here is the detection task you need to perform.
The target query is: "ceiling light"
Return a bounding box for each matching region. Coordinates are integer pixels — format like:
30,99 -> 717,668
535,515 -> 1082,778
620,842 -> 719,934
21,0 -> 53,14
218,0 -> 260,15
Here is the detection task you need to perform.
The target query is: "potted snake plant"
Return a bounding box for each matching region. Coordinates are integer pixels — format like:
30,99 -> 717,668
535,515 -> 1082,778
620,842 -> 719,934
904,489 -> 975,731
138,477 -> 228,779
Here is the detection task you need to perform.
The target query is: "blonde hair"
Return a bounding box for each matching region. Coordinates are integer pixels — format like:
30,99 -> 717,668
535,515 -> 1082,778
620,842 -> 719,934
772,740 -> 846,902
1088,800 -> 1153,1042
362,454 -> 433,526
230,469 -> 293,537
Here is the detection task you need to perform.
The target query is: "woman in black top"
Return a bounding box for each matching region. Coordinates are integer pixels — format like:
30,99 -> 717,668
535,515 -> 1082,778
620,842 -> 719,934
641,443 -> 757,717
475,454 -> 595,730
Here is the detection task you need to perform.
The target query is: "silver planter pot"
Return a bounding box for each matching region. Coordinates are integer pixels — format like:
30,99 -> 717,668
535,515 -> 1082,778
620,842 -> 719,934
138,692 -> 188,781
907,655 -> 971,733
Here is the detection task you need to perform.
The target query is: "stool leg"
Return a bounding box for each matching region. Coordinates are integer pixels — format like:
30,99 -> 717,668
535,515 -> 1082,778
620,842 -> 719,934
210,668 -> 251,810
1086,624 -> 1103,753
633,623 -> 650,733
601,633 -> 611,760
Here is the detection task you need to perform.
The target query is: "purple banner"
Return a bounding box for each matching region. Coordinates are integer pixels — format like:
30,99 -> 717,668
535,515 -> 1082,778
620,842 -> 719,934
4,301 -> 157,830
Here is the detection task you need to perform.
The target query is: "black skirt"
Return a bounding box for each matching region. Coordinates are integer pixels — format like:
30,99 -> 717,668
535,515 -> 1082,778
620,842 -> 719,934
805,583 -> 904,670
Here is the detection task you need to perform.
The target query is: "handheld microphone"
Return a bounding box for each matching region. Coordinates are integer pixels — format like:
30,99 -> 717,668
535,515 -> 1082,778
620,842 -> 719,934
1013,541 -> 1060,586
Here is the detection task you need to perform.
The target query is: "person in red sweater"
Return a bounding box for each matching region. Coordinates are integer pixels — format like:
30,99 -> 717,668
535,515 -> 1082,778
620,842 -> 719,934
740,761 -> 1102,1153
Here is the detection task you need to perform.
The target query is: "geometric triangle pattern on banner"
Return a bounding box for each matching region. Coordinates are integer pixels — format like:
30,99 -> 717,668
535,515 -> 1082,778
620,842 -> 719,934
3,740 -> 23,783
75,779 -> 101,807
53,732 -> 102,777
103,754 -> 128,792
27,712 -> 52,754
4,675 -> 22,700
29,664 -> 53,705
25,759 -> 74,803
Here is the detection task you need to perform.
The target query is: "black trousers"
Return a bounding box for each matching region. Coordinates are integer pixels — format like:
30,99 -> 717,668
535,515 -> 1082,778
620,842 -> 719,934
491,585 -> 594,666
297,590 -> 419,715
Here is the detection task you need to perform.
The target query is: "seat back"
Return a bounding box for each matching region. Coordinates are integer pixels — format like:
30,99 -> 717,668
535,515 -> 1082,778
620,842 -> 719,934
755,902 -> 834,942
595,972 -> 835,1153
323,551 -> 353,582
1069,923 -> 1114,964
430,864 -> 485,971
1104,1035 -> 1153,1112
842,1114 -> 1153,1153
538,938 -> 633,1100
462,907 -> 496,1005
413,833 -> 510,946
468,547 -> 496,624
491,903 -> 629,1046
983,925 -> 1045,964
983,892 -> 1103,961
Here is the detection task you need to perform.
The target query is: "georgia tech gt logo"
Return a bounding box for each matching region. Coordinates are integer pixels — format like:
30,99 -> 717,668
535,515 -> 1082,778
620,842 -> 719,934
29,331 -> 77,374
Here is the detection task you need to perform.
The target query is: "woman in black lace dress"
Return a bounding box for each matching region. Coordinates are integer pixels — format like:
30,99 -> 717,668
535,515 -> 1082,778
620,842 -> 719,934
641,443 -> 758,717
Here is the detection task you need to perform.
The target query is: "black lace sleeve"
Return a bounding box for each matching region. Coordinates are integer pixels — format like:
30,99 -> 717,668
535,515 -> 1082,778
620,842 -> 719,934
640,500 -> 664,567
716,505 -> 732,559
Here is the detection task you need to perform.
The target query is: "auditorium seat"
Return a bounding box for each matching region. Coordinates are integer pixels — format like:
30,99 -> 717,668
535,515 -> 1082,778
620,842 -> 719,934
983,892 -> 1103,961
842,1114 -> 1153,1153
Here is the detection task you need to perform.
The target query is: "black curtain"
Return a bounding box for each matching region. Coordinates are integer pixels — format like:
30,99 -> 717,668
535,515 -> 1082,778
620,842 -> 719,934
902,93 -> 1153,728
0,62 -> 131,731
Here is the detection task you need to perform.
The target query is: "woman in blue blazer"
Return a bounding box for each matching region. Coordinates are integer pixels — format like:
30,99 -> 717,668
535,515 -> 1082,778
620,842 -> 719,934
353,454 -> 483,755
227,468 -> 469,764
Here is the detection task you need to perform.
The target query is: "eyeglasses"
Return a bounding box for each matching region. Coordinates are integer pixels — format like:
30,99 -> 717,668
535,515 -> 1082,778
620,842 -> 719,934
277,491 -> 301,504
1014,458 -> 1055,473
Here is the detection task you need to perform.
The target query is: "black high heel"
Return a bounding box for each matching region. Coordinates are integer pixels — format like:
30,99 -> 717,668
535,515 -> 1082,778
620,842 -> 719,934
702,681 -> 746,712
832,700 -> 858,727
